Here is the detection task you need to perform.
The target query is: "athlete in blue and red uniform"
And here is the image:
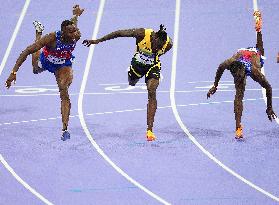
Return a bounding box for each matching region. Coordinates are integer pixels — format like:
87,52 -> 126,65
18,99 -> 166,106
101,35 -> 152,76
5,5 -> 84,141
207,10 -> 277,139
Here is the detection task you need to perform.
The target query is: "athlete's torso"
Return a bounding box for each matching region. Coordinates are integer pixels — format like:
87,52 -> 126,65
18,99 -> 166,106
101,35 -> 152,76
134,29 -> 170,65
42,31 -> 76,64
236,47 -> 265,76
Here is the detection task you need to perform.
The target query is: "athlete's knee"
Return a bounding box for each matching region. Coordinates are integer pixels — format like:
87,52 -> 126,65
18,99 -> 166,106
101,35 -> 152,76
128,77 -> 139,86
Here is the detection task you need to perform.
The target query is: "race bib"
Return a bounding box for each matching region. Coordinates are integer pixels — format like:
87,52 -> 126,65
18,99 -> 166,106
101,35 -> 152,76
46,55 -> 66,64
134,52 -> 155,65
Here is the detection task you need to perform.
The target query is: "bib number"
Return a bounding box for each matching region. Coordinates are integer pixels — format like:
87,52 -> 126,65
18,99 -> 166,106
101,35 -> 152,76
46,55 -> 66,64
134,52 -> 154,65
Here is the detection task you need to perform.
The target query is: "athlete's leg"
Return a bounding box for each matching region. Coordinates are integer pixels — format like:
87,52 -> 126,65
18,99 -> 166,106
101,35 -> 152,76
146,78 -> 159,132
128,70 -> 140,86
32,21 -> 44,74
128,64 -> 142,86
234,76 -> 246,137
54,66 -> 73,132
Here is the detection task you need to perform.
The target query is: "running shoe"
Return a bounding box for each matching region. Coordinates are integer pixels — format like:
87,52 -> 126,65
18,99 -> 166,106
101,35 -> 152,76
235,124 -> 243,139
33,20 -> 44,33
146,130 -> 156,141
61,130 -> 71,141
253,11 -> 262,32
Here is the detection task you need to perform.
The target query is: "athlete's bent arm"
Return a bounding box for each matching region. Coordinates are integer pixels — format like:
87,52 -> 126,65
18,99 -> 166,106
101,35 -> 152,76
5,33 -> 55,88
207,54 -> 240,98
277,52 -> 279,63
250,67 -> 277,121
12,33 -> 54,73
82,28 -> 145,46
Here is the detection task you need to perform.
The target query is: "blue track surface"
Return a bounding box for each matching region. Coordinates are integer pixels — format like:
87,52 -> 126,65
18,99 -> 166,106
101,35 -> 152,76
0,1 -> 279,204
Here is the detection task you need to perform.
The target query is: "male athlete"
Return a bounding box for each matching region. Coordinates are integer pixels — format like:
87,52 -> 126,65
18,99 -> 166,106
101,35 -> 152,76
83,25 -> 173,141
5,5 -> 84,141
207,11 -> 277,139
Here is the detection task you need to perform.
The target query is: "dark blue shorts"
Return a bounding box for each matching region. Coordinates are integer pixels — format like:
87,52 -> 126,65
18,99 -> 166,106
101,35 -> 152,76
237,59 -> 252,76
39,52 -> 74,73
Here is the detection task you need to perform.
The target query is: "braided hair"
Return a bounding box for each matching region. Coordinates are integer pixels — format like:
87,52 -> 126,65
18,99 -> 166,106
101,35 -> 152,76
156,24 -> 167,42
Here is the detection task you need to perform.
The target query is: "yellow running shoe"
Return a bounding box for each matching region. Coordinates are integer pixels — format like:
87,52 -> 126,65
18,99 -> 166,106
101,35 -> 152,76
235,124 -> 243,139
146,130 -> 156,141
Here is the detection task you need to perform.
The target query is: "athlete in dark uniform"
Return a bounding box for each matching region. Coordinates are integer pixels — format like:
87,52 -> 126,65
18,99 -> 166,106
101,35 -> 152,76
83,25 -> 173,141
5,5 -> 84,141
207,11 -> 277,139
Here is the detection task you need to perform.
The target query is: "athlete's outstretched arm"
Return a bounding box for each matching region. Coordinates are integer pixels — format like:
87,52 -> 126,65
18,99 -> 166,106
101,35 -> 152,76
70,5 -> 84,26
5,33 -> 55,88
277,52 -> 279,63
82,28 -> 145,47
207,54 -> 240,98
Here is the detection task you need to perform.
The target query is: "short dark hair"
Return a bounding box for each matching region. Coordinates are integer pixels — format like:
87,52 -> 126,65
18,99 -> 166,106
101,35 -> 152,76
61,20 -> 73,31
156,24 -> 167,42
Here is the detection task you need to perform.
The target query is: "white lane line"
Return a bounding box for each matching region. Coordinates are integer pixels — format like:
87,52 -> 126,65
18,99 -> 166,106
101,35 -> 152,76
0,155 -> 53,205
187,80 -> 233,84
99,82 -> 146,85
77,1 -> 170,204
0,154 -> 53,205
170,0 -> 279,202
253,0 -> 279,124
0,0 -> 30,76
0,97 -> 277,127
2,88 -> 279,97
0,1 -> 53,204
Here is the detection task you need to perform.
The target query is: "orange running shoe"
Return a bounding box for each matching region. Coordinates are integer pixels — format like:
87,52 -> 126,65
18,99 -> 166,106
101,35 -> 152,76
253,11 -> 262,32
146,130 -> 156,141
235,124 -> 243,139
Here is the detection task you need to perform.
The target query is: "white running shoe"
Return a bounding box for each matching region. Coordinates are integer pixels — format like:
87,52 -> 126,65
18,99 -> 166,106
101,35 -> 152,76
33,20 -> 44,33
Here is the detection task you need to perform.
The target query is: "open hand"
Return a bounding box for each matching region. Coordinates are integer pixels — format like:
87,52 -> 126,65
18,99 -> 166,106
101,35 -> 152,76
266,107 -> 277,121
207,86 -> 217,99
73,5 -> 84,16
82,39 -> 99,47
5,73 -> 16,89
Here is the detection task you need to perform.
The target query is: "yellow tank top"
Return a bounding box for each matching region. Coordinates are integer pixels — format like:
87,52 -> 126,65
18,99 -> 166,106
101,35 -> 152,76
137,29 -> 170,58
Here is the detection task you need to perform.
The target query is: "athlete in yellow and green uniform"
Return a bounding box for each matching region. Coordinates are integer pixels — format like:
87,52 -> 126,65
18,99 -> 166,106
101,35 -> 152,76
83,25 -> 173,141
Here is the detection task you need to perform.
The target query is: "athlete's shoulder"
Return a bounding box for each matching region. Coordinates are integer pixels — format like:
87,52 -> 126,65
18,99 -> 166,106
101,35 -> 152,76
144,28 -> 154,32
38,32 -> 56,47
133,28 -> 145,40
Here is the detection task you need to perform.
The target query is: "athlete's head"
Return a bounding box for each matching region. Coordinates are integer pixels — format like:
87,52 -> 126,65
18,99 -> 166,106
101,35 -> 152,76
155,24 -> 168,49
61,20 -> 81,42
